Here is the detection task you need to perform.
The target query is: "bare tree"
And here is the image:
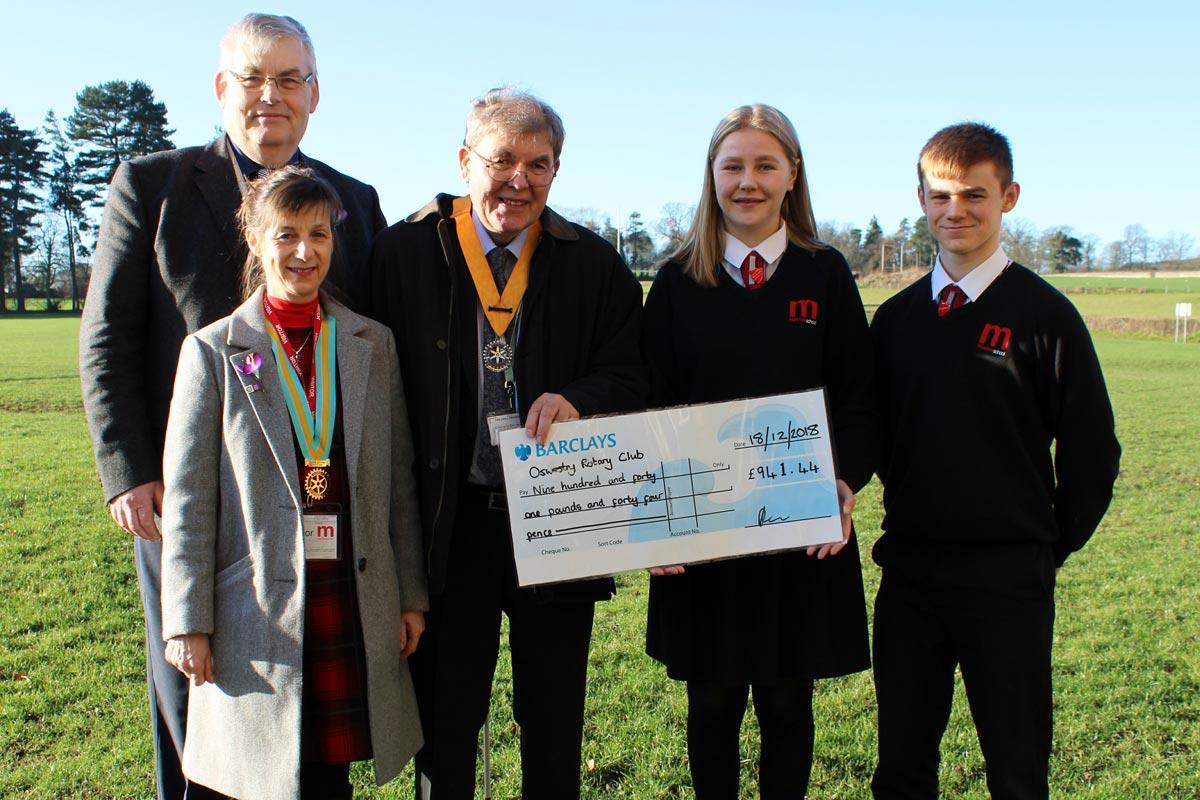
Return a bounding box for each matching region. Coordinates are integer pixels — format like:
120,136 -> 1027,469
1123,224 -> 1151,265
43,110 -> 92,310
1156,232 -> 1195,263
1105,240 -> 1127,269
818,222 -> 867,273
557,206 -> 606,234
34,215 -> 64,308
1080,234 -> 1101,270
1002,217 -> 1039,266
654,202 -> 694,259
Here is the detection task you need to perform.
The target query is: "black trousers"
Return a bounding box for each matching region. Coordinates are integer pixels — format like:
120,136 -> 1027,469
871,551 -> 1056,800
136,535 -> 189,800
410,488 -> 596,800
686,678 -> 815,799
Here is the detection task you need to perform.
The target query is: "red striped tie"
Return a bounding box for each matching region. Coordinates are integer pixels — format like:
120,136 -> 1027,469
937,284 -> 967,316
741,251 -> 765,290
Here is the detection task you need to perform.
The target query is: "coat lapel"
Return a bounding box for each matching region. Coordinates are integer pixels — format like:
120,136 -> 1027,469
436,217 -> 480,401
327,296 -> 372,494
522,206 -> 577,311
227,287 -> 303,508
194,137 -> 243,257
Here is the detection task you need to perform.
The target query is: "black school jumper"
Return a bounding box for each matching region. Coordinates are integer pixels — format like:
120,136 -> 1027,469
869,263 -> 1120,800
643,245 -> 878,796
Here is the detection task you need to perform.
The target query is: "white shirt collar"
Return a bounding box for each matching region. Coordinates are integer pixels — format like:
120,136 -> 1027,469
930,245 -> 1011,302
723,224 -> 788,269
471,208 -> 527,259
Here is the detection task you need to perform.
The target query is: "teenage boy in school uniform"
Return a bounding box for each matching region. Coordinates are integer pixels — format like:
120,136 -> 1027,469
869,122 -> 1121,800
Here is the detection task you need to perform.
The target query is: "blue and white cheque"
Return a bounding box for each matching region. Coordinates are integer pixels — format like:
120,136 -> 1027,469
499,389 -> 842,586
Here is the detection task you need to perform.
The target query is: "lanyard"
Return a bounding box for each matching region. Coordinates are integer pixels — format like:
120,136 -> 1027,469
451,196 -> 541,337
262,295 -> 338,465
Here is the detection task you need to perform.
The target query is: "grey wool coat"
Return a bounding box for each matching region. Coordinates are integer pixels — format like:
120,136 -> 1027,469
160,287 -> 428,800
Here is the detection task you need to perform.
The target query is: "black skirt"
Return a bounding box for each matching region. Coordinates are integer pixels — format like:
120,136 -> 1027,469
646,531 -> 870,685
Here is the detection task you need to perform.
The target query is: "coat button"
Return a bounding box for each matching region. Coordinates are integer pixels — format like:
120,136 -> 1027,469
358,557 -> 367,573
428,458 -> 440,469
435,338 -> 447,350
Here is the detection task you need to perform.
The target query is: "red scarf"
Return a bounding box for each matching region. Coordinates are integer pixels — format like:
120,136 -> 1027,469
265,294 -> 319,327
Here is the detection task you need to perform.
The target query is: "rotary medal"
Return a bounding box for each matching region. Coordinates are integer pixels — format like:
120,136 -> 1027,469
483,337 -> 514,373
303,460 -> 331,502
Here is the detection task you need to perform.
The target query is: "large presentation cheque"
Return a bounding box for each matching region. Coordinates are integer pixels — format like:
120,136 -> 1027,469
498,389 -> 842,587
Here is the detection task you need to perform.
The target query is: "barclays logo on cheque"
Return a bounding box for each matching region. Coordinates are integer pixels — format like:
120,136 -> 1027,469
515,433 -> 618,461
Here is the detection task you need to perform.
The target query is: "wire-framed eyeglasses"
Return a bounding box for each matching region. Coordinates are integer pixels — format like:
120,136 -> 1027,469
468,146 -> 557,187
228,71 -> 314,92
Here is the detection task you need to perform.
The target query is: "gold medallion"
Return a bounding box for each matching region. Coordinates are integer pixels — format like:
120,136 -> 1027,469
304,467 -> 329,502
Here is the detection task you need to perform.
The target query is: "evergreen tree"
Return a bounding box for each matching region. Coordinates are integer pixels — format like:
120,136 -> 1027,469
622,211 -> 655,270
67,80 -> 174,200
909,215 -> 937,268
0,109 -> 47,312
43,111 -> 93,310
861,216 -> 884,272
1045,228 -> 1083,272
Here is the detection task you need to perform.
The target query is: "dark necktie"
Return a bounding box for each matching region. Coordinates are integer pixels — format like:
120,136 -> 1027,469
488,245 -> 515,293
474,247 -> 517,486
740,251 -> 766,290
937,284 -> 967,317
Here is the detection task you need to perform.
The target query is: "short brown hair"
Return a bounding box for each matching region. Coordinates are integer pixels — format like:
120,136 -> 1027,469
918,122 -> 1013,188
237,165 -> 344,300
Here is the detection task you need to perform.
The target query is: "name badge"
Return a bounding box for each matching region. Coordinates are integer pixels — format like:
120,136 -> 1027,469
487,412 -> 522,446
303,513 -> 340,561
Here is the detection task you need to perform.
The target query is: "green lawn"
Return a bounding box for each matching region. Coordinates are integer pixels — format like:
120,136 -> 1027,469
646,275 -> 1200,327
1044,275 -> 1200,293
1,317 -> 1197,798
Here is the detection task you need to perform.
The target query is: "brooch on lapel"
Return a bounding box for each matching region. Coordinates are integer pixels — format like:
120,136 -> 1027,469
231,350 -> 264,393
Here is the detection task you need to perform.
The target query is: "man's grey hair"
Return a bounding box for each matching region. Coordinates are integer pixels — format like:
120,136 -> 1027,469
464,88 -> 565,159
219,13 -> 318,77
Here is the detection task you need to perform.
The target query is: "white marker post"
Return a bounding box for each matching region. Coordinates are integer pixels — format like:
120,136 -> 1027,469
1175,303 -> 1192,343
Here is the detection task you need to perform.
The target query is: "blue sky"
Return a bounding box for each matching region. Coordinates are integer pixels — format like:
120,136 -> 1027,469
4,0 -> 1197,250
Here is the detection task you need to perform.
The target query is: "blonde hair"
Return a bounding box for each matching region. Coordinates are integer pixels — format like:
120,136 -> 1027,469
674,104 -> 823,287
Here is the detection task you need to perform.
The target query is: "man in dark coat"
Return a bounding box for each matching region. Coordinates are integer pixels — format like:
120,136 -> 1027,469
78,14 -> 386,799
368,88 -> 647,799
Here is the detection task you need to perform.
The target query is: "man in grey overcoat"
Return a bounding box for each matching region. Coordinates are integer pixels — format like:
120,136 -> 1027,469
78,14 -> 386,799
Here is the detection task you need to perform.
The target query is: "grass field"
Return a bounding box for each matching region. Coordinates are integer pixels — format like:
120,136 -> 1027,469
858,275 -> 1200,324
2,314 -> 1198,799
638,274 -> 1200,329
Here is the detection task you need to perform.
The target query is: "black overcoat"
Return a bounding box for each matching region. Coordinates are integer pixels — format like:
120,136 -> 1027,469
368,194 -> 649,595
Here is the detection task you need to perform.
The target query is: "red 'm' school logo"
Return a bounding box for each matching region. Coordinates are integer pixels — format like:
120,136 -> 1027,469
977,323 -> 1012,356
789,299 -> 819,325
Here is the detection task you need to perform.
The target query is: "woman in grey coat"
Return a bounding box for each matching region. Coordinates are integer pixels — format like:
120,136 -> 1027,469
160,166 -> 427,799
